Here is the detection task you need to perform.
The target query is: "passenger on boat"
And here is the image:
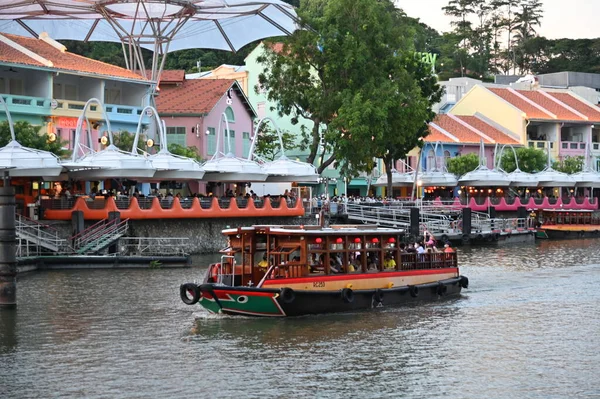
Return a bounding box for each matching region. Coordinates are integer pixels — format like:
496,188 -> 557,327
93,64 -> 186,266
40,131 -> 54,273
415,243 -> 425,254
383,253 -> 396,269
367,253 -> 379,270
257,255 -> 269,271
444,244 -> 455,253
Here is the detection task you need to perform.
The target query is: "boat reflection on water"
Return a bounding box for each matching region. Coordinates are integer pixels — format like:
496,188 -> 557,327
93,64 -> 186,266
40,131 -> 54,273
187,300 -> 463,346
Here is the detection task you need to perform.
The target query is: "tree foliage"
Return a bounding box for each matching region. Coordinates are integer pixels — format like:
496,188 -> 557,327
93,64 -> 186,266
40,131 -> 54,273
446,153 -> 479,177
252,123 -> 297,162
110,130 -> 145,153
257,0 -> 441,195
0,120 -> 67,157
497,146 -> 546,173
168,143 -> 202,161
553,156 -> 584,174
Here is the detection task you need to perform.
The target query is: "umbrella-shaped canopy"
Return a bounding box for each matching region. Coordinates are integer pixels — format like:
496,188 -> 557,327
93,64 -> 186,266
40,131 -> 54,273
508,169 -> 539,187
203,112 -> 267,182
459,166 -> 511,187
533,142 -> 575,188
63,144 -> 156,180
496,144 -> 538,187
131,107 -> 205,181
0,1 -> 299,80
417,141 -> 458,187
458,140 -> 511,187
0,140 -> 63,179
373,169 -> 415,187
0,96 -> 63,178
248,117 -> 319,183
203,153 -> 268,182
262,155 -> 319,183
572,170 -> 600,188
419,170 -> 458,187
62,98 -> 155,180
535,168 -> 576,187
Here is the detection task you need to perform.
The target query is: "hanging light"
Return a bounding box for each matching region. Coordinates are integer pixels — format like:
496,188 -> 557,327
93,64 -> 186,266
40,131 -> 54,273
354,238 -> 361,243
315,238 -> 322,244
335,238 -> 343,244
372,238 -> 379,243
388,237 -> 396,243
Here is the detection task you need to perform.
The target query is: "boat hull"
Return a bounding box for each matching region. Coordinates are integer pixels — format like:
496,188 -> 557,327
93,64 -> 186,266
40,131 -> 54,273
538,226 -> 600,239
188,276 -> 466,317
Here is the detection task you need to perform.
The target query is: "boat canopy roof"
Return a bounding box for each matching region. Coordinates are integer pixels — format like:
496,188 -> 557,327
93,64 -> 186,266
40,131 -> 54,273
222,225 -> 405,236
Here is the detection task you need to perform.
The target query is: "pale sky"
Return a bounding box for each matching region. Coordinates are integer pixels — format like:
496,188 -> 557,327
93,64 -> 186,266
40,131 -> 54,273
395,0 -> 600,40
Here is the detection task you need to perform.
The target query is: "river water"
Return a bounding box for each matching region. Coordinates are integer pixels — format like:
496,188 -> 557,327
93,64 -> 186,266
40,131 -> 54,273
1,240 -> 599,398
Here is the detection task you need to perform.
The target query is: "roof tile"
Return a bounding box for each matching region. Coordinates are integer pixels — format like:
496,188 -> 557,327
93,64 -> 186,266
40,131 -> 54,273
155,78 -> 235,115
516,90 -> 584,121
488,87 -> 552,120
545,91 -> 600,123
427,115 -> 519,145
0,33 -> 146,81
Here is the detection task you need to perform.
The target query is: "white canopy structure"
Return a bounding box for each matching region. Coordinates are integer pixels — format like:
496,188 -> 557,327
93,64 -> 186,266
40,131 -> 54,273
248,117 -> 319,183
0,96 -> 63,178
418,142 -> 458,187
458,141 -> 511,187
373,169 -> 415,187
571,138 -> 600,188
131,107 -> 204,181
534,142 -> 575,188
203,113 -> 268,182
61,98 -> 155,180
496,144 -> 539,187
0,0 -> 299,80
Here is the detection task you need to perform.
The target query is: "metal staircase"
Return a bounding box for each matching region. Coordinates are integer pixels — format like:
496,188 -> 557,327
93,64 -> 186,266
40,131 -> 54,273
15,214 -> 70,254
71,218 -> 129,255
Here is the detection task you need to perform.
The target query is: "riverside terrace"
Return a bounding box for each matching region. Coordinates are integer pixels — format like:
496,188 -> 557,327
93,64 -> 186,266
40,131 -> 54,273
37,194 -> 305,220
34,192 -> 598,221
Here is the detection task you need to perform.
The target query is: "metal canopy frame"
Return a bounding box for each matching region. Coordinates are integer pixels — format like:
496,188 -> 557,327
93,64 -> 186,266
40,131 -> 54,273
0,1 -> 299,82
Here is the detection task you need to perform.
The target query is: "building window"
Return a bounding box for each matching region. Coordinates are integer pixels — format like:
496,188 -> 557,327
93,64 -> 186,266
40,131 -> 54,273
207,127 -> 216,155
166,126 -> 186,147
243,131 -> 251,158
225,106 -> 235,123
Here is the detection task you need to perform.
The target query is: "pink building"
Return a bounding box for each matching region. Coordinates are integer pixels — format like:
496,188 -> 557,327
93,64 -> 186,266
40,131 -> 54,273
155,71 -> 257,194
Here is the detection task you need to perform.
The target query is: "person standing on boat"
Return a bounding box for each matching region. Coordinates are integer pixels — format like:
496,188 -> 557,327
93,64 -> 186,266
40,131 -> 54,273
257,255 -> 269,271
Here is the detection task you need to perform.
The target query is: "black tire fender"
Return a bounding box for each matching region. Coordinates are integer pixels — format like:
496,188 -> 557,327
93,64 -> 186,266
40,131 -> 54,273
280,287 -> 296,304
373,288 -> 384,303
441,234 -> 449,243
180,283 -> 200,305
436,282 -> 448,296
409,285 -> 419,298
579,230 -> 586,238
462,234 -> 470,244
341,288 -> 354,303
494,233 -> 500,241
459,276 -> 469,289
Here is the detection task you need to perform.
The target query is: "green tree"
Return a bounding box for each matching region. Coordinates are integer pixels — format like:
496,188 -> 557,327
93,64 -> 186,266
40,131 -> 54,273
168,143 -> 202,161
111,130 -> 145,153
553,156 -> 584,174
252,124 -> 297,161
497,146 -> 546,172
257,0 -> 438,187
0,120 -> 67,157
510,0 -> 543,73
447,153 -> 480,177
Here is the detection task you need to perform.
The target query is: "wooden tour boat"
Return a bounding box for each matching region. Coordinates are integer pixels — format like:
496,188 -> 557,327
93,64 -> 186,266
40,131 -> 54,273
180,225 -> 468,317
535,209 -> 600,239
